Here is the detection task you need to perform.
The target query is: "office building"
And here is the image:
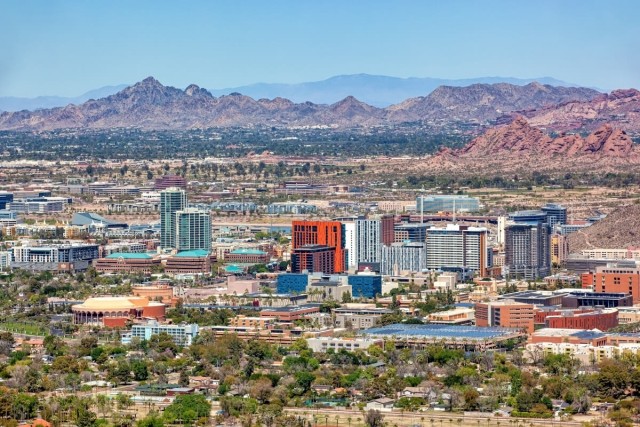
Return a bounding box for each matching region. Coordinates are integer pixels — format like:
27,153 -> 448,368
291,245 -> 336,274
8,198 -> 65,214
581,264 -> 640,303
333,305 -> 392,329
394,223 -> 429,243
380,242 -> 426,275
348,273 -> 383,298
124,321 -> 198,346
11,243 -> 100,272
292,221 -> 345,273
176,208 -> 211,251
541,203 -> 567,231
267,202 -> 317,215
0,192 -> 13,210
276,273 -> 311,294
160,187 -> 187,250
426,224 -> 490,277
165,250 -> 216,275
504,220 -> 551,280
475,300 -> 535,333
416,195 -> 480,213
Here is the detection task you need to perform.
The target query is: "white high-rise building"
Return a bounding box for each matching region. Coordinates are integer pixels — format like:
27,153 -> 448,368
426,224 -> 490,277
380,242 -> 426,275
343,220 -> 357,268
355,218 -> 382,264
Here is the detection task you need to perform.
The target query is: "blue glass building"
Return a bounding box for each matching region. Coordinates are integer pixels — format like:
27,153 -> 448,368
348,274 -> 382,298
276,273 -> 309,294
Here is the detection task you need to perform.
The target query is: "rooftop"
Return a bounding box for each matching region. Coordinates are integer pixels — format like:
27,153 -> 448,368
174,249 -> 210,258
229,248 -> 267,255
105,253 -> 152,260
363,324 -> 518,340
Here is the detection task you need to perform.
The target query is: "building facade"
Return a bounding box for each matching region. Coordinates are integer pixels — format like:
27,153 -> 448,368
160,187 -> 187,250
176,208 -> 211,251
426,224 -> 489,277
504,222 -> 551,280
380,242 -> 426,276
475,300 -> 535,333
292,221 -> 345,273
416,195 -> 480,213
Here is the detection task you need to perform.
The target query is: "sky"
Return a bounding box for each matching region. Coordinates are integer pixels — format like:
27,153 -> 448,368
1,0 -> 639,97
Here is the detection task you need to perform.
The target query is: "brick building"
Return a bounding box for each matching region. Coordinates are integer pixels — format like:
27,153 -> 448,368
291,244 -> 336,274
475,299 -> 535,333
581,264 -> 640,303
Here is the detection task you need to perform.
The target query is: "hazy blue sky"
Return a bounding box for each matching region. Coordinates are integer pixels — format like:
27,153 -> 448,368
1,0 -> 639,97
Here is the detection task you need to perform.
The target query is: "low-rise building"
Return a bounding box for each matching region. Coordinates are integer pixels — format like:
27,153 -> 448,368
428,307 -> 475,325
476,299 -> 535,332
306,337 -> 382,353
122,320 -> 198,346
333,305 -> 393,329
94,253 -> 160,273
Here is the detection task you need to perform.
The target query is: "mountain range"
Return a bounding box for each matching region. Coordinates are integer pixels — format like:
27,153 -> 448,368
0,74 -> 583,112
429,116 -> 640,174
0,77 -> 602,131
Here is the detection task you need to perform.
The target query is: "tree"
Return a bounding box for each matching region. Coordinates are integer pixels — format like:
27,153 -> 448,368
365,409 -> 384,427
163,394 -> 211,425
137,413 -> 164,427
131,360 -> 149,381
75,405 -> 98,427
249,377 -> 274,403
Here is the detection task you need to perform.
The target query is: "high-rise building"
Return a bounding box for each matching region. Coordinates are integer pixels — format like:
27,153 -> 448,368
291,245 -> 336,274
504,222 -> 551,280
355,218 -> 383,265
381,242 -> 427,275
292,221 -> 345,273
551,233 -> 568,266
154,175 -> 187,190
160,187 -> 187,250
342,219 -> 357,268
541,203 -> 567,231
426,224 -> 490,276
393,223 -> 429,243
380,215 -> 395,246
176,208 -> 211,251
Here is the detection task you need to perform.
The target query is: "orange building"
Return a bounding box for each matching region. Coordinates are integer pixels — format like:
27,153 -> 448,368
71,296 -> 166,328
292,221 -> 345,273
545,308 -> 618,331
132,285 -> 177,306
582,265 -> 640,303
476,300 -> 535,333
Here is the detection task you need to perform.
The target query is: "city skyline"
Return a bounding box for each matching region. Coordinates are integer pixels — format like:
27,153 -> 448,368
1,0 -> 639,97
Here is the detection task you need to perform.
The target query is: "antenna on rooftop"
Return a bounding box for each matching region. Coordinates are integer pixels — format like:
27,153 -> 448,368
453,198 -> 456,224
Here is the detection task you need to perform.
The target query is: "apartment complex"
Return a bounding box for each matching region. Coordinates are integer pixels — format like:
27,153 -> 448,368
380,242 -> 426,276
160,187 -> 187,250
426,224 -> 489,276
292,221 -> 345,273
176,208 -> 211,251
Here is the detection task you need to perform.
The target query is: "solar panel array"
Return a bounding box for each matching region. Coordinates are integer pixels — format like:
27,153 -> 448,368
362,323 -> 516,341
